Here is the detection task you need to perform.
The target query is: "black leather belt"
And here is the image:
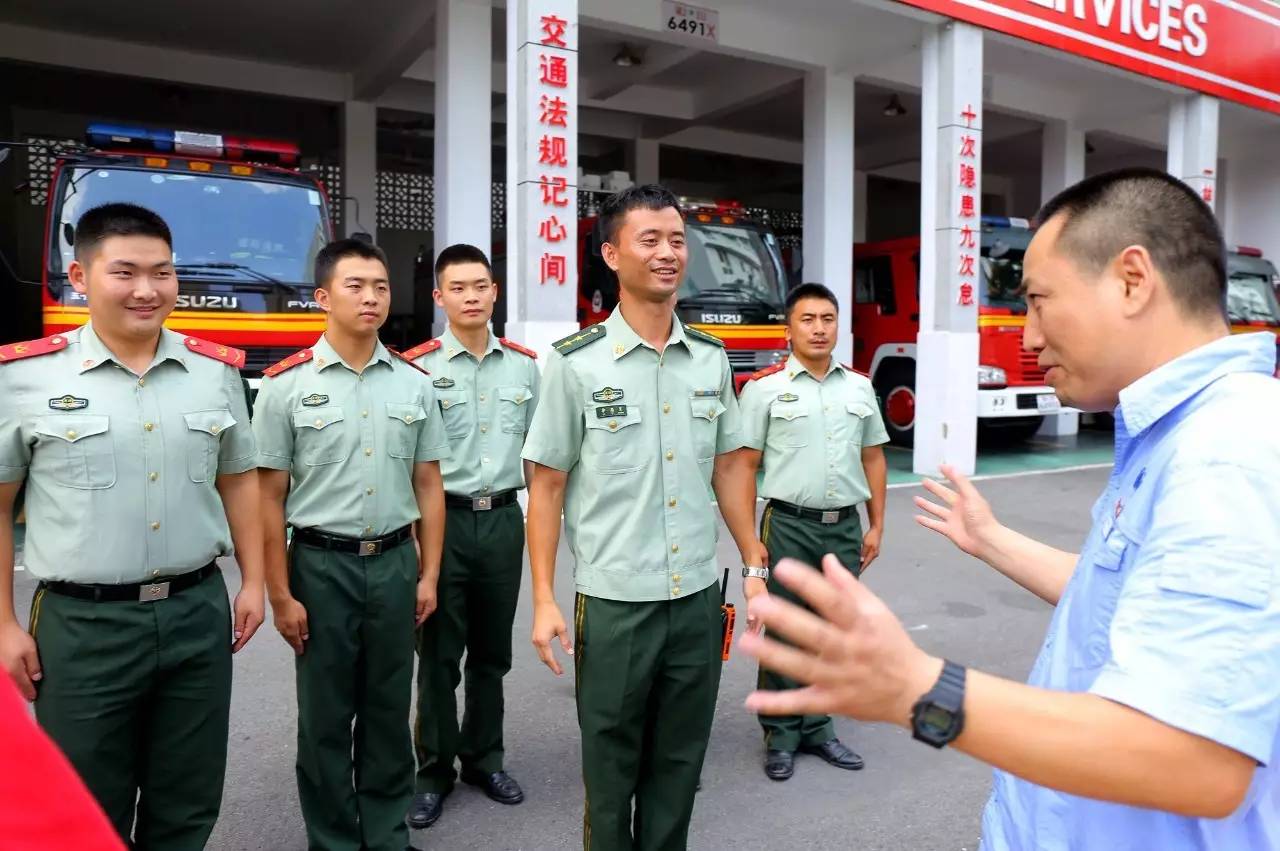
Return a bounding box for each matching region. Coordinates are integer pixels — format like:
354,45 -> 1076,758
293,524 -> 413,556
767,499 -> 858,525
40,561 -> 218,603
445,490 -> 518,511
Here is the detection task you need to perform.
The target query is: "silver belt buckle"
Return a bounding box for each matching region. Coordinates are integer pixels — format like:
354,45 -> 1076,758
820,510 -> 840,525
139,581 -> 171,602
472,496 -> 492,511
359,539 -> 384,557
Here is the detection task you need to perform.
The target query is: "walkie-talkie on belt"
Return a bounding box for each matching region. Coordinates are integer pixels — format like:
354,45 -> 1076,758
720,567 -> 735,662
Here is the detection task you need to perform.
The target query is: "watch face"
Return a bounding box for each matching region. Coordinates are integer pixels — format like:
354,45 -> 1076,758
919,704 -> 954,734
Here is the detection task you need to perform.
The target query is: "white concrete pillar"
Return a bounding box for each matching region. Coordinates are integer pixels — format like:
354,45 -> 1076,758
1167,94 -> 1219,212
915,21 -> 983,476
635,138 -> 660,185
1224,153 -> 1280,262
341,100 -> 377,240
854,171 -> 869,242
1041,119 -> 1085,205
435,0 -> 493,259
505,0 -> 580,357
802,67 -> 855,366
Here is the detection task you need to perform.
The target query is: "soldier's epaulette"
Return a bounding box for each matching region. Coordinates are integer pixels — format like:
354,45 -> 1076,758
401,339 -> 441,361
749,362 -> 786,382
683,325 -> 725,347
184,336 -> 246,368
847,364 -> 870,379
499,337 -> 537,359
389,348 -> 431,377
0,333 -> 69,364
263,348 -> 312,378
552,324 -> 606,355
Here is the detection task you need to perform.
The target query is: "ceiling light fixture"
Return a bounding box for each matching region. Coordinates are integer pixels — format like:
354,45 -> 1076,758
883,94 -> 907,117
613,45 -> 641,67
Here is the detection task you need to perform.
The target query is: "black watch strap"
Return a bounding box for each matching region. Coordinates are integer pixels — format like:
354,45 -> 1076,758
910,660 -> 967,748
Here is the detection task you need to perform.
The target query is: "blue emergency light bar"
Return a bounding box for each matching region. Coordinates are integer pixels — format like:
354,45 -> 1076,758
980,215 -> 1031,229
84,123 -> 300,165
86,123 -> 175,151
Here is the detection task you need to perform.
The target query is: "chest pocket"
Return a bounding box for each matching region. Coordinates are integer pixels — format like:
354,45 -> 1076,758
32,415 -> 116,490
584,405 -> 646,474
183,409 -> 237,483
690,397 -> 727,461
293,407 -> 348,466
845,401 -> 874,445
498,385 -> 534,435
1076,522 -> 1131,670
768,403 -> 810,448
387,403 -> 429,459
437,391 -> 471,441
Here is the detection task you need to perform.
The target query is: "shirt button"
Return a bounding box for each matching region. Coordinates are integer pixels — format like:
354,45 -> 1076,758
364,526 -> 373,534
153,570 -> 160,578
211,424 -> 221,434
668,497 -> 677,508
826,433 -> 832,440
480,394 -> 487,402
673,574 -> 682,582
138,378 -> 146,387
404,415 -> 413,424
151,522 -> 160,531
362,410 -> 369,418
672,587 -> 681,596
149,472 -> 158,482
665,450 -> 674,461
65,430 -> 77,439
366,487 -> 375,495
365,448 -> 373,456
144,422 -> 154,432
480,425 -> 488,434
482,456 -> 490,464
608,421 -> 618,430
663,403 -> 671,414
482,485 -> 491,493
671,544 -> 679,553
315,419 -> 323,427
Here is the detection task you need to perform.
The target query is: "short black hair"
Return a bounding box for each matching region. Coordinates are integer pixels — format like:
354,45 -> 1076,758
786,282 -> 839,320
314,238 -> 389,288
598,184 -> 682,245
73,203 -> 172,261
1035,167 -> 1227,320
434,243 -> 493,282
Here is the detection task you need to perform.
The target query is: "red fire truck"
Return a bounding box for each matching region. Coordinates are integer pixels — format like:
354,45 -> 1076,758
852,216 -> 1063,446
34,123 -> 332,380
576,199 -> 789,390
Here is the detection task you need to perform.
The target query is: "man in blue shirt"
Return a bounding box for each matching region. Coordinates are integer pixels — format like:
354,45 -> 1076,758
738,167 -> 1280,850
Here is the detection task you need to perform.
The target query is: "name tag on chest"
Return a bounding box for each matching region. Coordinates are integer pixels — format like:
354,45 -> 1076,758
596,405 -> 627,419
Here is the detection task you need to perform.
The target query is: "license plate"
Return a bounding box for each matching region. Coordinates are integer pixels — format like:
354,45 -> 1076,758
1036,394 -> 1061,413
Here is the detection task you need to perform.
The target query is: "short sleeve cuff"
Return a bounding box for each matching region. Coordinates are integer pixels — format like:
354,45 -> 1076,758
1091,666 -> 1273,765
522,444 -> 574,472
415,443 -> 451,463
715,429 -> 747,455
217,454 -> 258,475
255,453 -> 293,471
0,465 -> 27,483
740,433 -> 765,451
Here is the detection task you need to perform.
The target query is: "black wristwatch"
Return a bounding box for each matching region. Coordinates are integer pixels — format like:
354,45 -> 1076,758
910,660 -> 967,748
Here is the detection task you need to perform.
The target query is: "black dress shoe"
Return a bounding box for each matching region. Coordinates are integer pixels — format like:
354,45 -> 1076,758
800,738 -> 864,770
764,749 -> 795,781
406,791 -> 446,829
461,769 -> 525,804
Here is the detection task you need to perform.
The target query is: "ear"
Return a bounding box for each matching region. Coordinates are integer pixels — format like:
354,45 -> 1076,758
314,285 -> 331,313
601,241 -> 621,273
1116,245 -> 1158,318
491,282 -> 500,301
68,259 -> 88,296
432,288 -> 445,308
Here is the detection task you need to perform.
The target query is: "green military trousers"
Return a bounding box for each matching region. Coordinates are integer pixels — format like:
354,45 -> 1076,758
32,567 -> 233,850
574,583 -> 723,851
290,538 -> 418,851
757,503 -> 863,752
414,501 -> 524,793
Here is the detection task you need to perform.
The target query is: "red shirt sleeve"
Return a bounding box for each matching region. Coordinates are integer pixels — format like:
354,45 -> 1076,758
0,677 -> 125,850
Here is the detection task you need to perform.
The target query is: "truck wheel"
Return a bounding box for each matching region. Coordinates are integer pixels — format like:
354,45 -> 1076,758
977,415 -> 1044,445
875,362 -> 916,448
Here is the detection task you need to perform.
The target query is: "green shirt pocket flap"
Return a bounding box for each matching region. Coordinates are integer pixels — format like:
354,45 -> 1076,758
387,402 -> 429,425
585,406 -> 642,432
438,392 -> 468,411
34,415 -> 110,443
293,407 -> 345,430
691,399 -> 727,421
769,405 -> 808,422
846,401 -> 875,418
499,386 -> 534,405
183,408 -> 237,436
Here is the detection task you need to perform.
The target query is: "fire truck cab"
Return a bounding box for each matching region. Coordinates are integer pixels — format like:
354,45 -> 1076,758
852,216 -> 1063,446
577,198 -> 789,391
39,123 -> 333,381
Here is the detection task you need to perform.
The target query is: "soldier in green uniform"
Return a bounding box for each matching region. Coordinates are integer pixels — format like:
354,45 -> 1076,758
522,185 -> 762,851
736,282 -> 889,781
253,238 -> 449,851
0,203 -> 266,848
403,244 -> 539,829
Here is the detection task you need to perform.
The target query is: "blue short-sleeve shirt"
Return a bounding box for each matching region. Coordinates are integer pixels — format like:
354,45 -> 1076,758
981,332 -> 1280,851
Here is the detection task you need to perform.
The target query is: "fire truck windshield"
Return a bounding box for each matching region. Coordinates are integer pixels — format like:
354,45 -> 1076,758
50,166 -> 329,286
679,223 -> 786,311
980,229 -> 1033,313
1227,273 -> 1280,325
